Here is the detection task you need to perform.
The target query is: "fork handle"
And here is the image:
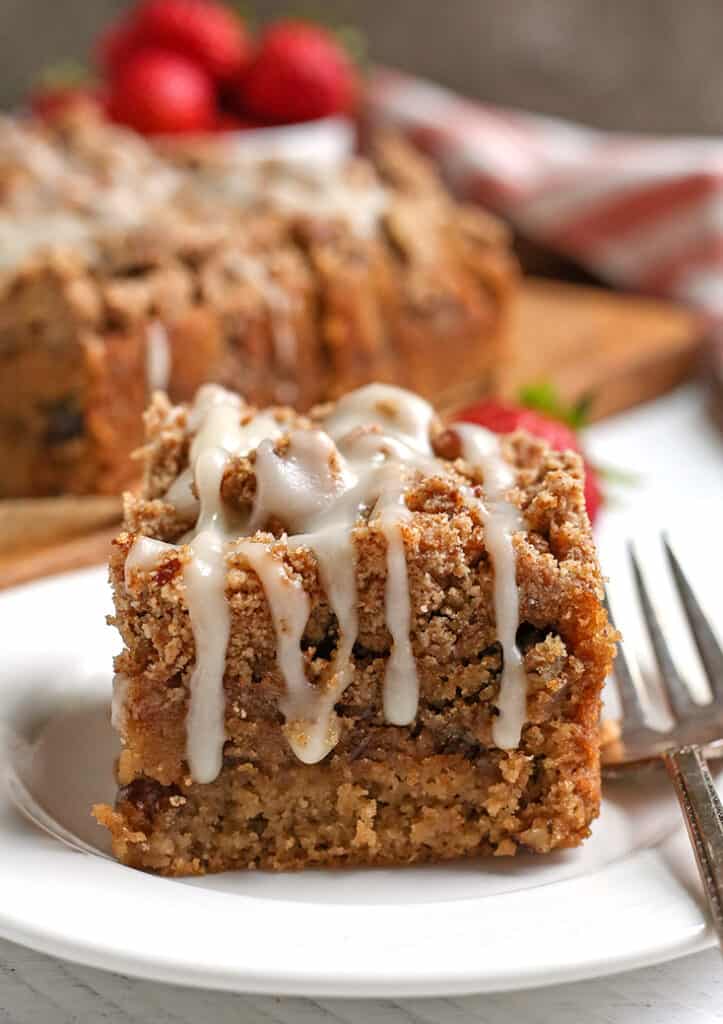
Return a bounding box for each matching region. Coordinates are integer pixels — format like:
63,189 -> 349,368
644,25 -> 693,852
663,744 -> 723,951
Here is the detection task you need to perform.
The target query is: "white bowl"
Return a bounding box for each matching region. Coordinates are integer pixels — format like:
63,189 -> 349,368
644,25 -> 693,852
157,114 -> 356,168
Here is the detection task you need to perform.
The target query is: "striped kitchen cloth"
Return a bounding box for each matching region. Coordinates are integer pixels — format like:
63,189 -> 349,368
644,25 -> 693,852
366,68 -> 722,407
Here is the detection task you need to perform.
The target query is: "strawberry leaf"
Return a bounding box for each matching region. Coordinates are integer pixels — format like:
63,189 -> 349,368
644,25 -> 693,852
227,1 -> 257,30
333,25 -> 367,67
597,462 -> 641,486
35,60 -> 96,89
518,380 -> 592,430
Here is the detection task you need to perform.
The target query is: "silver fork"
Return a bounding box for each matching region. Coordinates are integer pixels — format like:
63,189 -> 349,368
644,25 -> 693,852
603,535 -> 723,952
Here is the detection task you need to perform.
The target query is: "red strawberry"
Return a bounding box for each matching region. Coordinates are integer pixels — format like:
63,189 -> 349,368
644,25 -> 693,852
237,20 -> 358,124
134,0 -> 251,82
455,400 -> 582,454
581,459 -> 603,525
30,84 -> 100,119
96,18 -> 144,75
454,399 -> 603,524
107,49 -> 215,135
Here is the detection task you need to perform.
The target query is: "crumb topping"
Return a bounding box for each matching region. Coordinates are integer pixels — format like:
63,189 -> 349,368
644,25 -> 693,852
121,382 -> 541,779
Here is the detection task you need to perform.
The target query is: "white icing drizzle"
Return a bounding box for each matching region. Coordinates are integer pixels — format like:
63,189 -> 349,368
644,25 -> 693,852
188,384 -> 242,457
324,383 -> 436,454
124,536 -> 175,588
126,386 -> 284,782
221,252 -> 298,386
198,161 -> 389,239
181,389 -> 284,782
0,117 -> 383,274
451,423 -> 527,749
111,673 -> 129,733
321,387 -> 438,729
187,384 -> 281,460
259,433 -> 361,758
263,168 -> 388,238
249,429 -> 353,534
164,468 -> 199,519
0,213 -> 100,268
124,382 -> 529,780
377,480 -> 417,725
234,540 -> 342,763
291,524 -> 358,738
0,116 -> 182,270
246,387 -> 439,750
183,446 -> 233,783
145,320 -> 171,394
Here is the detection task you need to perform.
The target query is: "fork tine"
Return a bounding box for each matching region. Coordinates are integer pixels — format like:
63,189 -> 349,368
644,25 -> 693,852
603,587 -> 648,731
663,535 -> 723,701
628,542 -> 698,721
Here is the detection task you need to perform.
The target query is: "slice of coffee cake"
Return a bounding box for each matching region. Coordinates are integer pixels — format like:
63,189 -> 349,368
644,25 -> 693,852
95,382 -> 615,874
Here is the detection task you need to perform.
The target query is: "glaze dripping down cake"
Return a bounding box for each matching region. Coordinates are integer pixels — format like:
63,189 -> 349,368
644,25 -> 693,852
94,382 -> 615,874
0,110 -> 516,498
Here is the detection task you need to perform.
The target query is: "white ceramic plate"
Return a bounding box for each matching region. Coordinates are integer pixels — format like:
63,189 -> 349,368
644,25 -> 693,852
0,385 -> 720,996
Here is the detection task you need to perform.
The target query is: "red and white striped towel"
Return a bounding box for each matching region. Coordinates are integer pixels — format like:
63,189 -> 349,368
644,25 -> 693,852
367,68 -> 722,395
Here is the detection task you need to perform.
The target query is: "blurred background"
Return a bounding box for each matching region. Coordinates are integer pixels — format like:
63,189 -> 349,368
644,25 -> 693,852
2,0 -> 720,133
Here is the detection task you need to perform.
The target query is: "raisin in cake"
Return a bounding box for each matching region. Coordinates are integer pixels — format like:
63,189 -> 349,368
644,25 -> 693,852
0,110 -> 516,497
94,382 -> 615,874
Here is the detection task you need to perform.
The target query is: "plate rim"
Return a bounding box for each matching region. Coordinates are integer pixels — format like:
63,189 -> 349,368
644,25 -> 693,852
0,564 -> 715,998
0,906 -> 712,997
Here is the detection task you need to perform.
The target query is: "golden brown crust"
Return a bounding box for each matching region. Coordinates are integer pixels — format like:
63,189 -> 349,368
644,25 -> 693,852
0,253 -> 147,496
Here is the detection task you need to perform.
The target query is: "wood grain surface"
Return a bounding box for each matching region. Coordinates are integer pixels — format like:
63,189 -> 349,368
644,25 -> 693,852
503,278 -> 702,419
0,496 -> 121,555
0,527 -> 116,591
0,938 -> 719,1024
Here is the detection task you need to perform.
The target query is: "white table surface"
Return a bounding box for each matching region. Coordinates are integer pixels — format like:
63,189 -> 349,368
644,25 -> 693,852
0,939 -> 721,1024
2,382 -> 721,1022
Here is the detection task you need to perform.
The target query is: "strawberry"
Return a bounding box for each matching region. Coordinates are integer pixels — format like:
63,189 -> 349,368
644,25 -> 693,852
455,400 -> 582,454
237,20 -> 358,124
30,84 -> 100,119
107,49 -> 216,135
454,398 -> 603,524
581,459 -> 603,525
134,0 -> 251,83
30,62 -> 101,120
96,18 -> 144,76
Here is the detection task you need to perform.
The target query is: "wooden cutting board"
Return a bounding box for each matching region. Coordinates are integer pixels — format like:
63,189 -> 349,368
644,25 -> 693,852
0,527 -> 117,591
502,277 -> 703,419
0,278 -> 704,590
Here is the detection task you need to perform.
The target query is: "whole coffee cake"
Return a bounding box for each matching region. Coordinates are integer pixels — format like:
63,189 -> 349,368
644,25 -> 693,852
94,382 -> 615,874
0,111 -> 516,497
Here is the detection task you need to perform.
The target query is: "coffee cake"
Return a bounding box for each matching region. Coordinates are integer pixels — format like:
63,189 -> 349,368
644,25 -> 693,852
0,112 -> 517,497
95,382 -> 615,874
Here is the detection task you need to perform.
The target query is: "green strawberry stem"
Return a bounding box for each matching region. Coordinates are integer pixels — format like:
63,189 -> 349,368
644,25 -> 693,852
518,380 -> 592,430
226,1 -> 257,31
35,60 -> 96,89
596,463 -> 642,486
517,380 -> 639,504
